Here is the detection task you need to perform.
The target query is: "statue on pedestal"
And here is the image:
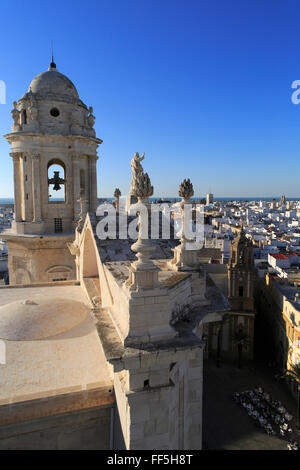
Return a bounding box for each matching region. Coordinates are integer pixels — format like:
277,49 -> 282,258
130,152 -> 145,196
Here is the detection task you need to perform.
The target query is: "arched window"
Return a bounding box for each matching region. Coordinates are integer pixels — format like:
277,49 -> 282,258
47,160 -> 66,203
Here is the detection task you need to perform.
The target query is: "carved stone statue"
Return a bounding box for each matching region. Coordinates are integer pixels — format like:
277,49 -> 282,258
129,152 -> 145,196
11,102 -> 21,131
114,188 -> 121,212
28,94 -> 38,121
86,106 -> 95,128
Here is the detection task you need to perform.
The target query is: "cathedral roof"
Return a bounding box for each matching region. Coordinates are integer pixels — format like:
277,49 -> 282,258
28,62 -> 79,99
0,295 -> 88,340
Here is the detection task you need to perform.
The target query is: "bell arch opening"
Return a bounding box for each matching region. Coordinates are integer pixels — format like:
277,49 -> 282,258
47,159 -> 66,203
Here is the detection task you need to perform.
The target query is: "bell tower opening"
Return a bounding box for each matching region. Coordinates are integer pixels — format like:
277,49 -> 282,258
48,160 -> 66,203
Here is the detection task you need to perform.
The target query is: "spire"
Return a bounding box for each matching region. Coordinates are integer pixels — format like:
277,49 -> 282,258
49,41 -> 56,70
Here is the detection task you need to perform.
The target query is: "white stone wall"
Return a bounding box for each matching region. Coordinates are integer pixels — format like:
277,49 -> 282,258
113,347 -> 203,450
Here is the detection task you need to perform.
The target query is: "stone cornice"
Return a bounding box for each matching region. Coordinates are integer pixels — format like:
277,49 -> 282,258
4,132 -> 103,146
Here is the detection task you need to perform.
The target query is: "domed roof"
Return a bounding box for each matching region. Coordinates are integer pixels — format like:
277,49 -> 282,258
0,296 -> 88,340
28,63 -> 79,99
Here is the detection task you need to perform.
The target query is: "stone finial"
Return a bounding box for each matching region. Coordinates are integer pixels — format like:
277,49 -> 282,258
134,172 -> 153,200
114,188 -> 121,199
127,169 -> 157,289
170,178 -> 200,270
179,178 -> 194,201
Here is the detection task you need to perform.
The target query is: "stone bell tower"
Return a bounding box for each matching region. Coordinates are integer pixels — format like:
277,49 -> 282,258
4,60 -> 102,285
227,228 -> 255,360
228,228 -> 254,311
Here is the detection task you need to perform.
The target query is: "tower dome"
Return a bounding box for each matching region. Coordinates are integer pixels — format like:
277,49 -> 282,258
28,63 -> 79,100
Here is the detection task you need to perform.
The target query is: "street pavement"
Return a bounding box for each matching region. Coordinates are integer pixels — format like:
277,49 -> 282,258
202,359 -> 299,450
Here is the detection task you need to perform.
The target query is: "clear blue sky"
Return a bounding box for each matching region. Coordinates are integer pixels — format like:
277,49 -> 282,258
1,0 -> 300,198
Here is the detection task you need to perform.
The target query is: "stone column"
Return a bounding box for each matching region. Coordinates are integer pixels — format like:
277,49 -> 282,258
10,152 -> 22,222
21,152 -> 29,222
31,153 -> 42,222
73,155 -> 81,221
88,154 -> 98,213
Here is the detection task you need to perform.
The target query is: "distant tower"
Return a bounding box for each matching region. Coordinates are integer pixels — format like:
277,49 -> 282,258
206,193 -> 213,205
4,60 -> 102,284
227,228 -> 255,360
281,195 -> 286,206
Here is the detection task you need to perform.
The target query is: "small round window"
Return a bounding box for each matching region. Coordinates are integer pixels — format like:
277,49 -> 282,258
50,108 -> 60,117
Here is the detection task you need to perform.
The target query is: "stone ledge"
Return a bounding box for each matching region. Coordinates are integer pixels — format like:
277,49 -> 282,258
0,280 -> 80,289
0,386 -> 114,426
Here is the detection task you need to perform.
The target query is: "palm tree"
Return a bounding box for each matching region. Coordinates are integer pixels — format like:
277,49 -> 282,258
233,326 -> 250,369
284,363 -> 300,429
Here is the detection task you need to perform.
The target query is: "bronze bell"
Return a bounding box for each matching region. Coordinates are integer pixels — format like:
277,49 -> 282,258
53,172 -> 61,191
48,171 -> 65,191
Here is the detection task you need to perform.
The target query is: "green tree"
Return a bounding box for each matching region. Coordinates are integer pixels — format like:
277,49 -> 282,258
233,326 -> 250,369
284,363 -> 300,429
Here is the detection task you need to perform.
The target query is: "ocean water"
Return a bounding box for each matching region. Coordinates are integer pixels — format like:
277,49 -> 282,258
2,197 -> 300,205
103,197 -> 300,203
0,199 -> 13,205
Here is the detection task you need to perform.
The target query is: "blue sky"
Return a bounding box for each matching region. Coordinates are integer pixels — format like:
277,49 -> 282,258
1,0 -> 300,197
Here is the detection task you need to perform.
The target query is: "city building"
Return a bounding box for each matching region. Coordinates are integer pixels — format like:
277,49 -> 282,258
206,228 -> 255,362
257,273 -> 300,397
206,193 -> 213,206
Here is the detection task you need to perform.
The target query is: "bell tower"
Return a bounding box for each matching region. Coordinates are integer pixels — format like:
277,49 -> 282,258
227,228 -> 255,361
228,228 -> 254,312
4,61 -> 102,284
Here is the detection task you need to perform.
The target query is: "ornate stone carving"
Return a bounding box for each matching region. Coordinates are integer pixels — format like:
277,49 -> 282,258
170,178 -> 199,270
9,152 -> 22,159
11,102 -> 21,131
134,172 -> 153,200
129,152 -> 145,196
114,188 -> 121,199
178,178 -> 194,201
28,93 -> 38,122
76,191 -> 88,232
114,188 -> 121,212
127,165 -> 158,288
86,106 -> 95,129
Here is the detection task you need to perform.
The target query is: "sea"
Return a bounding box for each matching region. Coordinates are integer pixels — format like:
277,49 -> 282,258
103,197 -> 300,203
2,197 -> 300,205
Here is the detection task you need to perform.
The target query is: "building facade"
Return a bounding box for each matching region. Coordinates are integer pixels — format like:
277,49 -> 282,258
207,229 -> 255,362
